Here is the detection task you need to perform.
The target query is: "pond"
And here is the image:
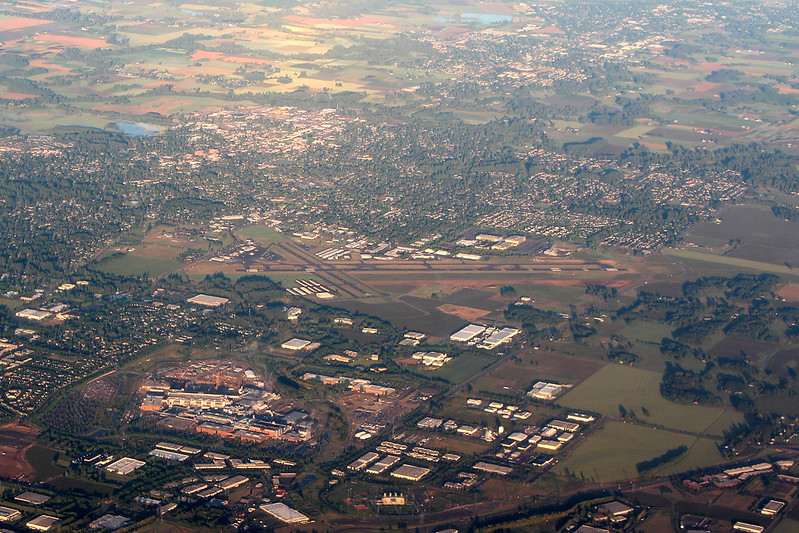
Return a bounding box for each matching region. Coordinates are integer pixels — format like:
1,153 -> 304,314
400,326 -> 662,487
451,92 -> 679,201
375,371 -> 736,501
114,121 -> 162,137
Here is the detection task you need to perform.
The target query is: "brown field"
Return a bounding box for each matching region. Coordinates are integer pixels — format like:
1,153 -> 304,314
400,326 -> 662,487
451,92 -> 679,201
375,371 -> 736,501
690,81 -> 721,92
34,34 -> 109,48
0,16 -> 50,31
1,91 -> 38,100
778,284 -> 799,301
29,59 -> 72,72
436,303 -> 491,321
641,141 -> 669,150
0,422 -> 40,481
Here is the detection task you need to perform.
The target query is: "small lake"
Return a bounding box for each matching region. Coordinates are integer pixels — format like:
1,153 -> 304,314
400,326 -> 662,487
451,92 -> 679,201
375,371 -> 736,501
115,121 -> 162,137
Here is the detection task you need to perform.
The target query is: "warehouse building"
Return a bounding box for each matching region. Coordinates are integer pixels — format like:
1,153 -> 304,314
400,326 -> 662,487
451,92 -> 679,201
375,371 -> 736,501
105,457 -> 146,475
450,324 -> 486,342
390,464 -> 430,481
260,502 -> 310,524
186,294 -> 229,307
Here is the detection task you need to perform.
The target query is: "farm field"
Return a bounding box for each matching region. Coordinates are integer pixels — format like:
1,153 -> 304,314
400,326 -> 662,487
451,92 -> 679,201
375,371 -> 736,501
413,352 -> 495,384
558,364 -> 743,436
554,421 -> 724,483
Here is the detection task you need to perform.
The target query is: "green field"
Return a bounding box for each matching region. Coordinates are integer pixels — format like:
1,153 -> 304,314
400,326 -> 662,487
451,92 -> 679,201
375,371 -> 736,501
26,445 -> 67,480
664,248 -> 799,277
415,353 -> 495,384
554,421 -> 724,483
96,254 -> 181,277
558,364 -> 743,435
236,225 -> 288,245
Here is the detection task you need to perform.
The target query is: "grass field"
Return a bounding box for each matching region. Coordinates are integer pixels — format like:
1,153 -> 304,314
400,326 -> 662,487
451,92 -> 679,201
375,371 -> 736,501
26,445 -> 66,480
554,421 -> 723,483
236,225 -> 288,245
97,254 -> 181,277
664,248 -> 799,277
414,352 -> 494,384
558,364 -> 743,435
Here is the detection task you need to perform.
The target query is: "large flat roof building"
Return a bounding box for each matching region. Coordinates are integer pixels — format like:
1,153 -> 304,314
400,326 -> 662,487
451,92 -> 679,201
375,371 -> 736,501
391,464 -> 430,481
26,515 -> 60,531
0,506 -> 22,522
186,294 -> 230,307
281,338 -> 312,351
260,502 -> 310,524
105,457 -> 146,475
15,493 -> 50,506
450,324 -> 486,342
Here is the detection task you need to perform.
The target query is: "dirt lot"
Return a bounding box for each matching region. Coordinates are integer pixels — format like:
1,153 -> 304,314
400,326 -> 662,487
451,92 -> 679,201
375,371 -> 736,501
0,422 -> 40,481
436,303 -> 491,321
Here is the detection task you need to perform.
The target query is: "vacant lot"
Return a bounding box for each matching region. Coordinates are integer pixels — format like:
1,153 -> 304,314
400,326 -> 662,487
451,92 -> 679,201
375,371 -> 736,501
554,421 -> 723,483
558,364 -> 743,435
0,422 -> 39,480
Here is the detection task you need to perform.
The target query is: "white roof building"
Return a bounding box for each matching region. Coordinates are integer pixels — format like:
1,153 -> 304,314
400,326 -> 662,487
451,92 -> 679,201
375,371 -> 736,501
450,324 -> 486,342
26,515 -> 60,531
260,502 -> 310,524
105,457 -> 146,475
186,294 -> 230,307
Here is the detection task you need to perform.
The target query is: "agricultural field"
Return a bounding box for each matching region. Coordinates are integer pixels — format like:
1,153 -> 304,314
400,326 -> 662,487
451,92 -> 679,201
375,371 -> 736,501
558,364 -> 744,436
554,421 -> 723,483
684,205 -> 799,267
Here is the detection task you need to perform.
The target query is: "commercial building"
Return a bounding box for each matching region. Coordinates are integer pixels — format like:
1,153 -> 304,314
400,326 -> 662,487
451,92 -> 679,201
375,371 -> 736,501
348,452 -> 380,471
105,457 -> 146,475
281,338 -> 312,351
149,449 -> 189,461
366,455 -> 400,475
218,475 -> 249,490
260,502 -> 310,524
26,515 -> 60,531
528,381 -> 565,401
760,500 -> 785,515
0,506 -> 22,522
733,523 -> 765,533
478,327 -> 519,349
473,462 -> 513,475
547,420 -> 581,432
15,309 -> 51,321
89,515 -> 132,530
186,294 -> 229,307
390,464 -> 430,481
15,493 -> 50,506
450,324 -> 486,342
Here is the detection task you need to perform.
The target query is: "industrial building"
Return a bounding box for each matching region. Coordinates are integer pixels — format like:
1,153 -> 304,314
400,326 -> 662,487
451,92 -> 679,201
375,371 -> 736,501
26,515 -> 60,531
186,294 -> 230,307
281,338 -> 311,350
149,449 -> 189,461
105,457 -> 146,475
260,502 -> 310,524
0,506 -> 21,522
473,462 -> 513,475
15,493 -> 50,506
528,381 -> 565,400
390,464 -> 430,481
450,324 -> 486,342
89,515 -> 132,530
